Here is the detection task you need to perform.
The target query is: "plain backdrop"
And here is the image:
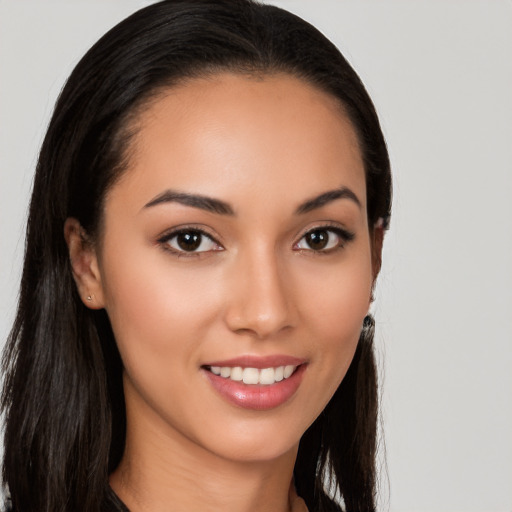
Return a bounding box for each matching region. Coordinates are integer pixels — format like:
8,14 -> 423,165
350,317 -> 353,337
1,1 -> 511,511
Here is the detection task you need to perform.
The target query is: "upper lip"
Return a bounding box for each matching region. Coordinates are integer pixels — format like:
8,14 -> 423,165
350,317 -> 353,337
202,355 -> 306,369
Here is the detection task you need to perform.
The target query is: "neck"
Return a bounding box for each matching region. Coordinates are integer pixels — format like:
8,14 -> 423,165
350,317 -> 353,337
110,383 -> 299,512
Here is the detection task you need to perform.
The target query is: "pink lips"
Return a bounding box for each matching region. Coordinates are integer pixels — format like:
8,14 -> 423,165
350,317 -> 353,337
202,355 -> 307,411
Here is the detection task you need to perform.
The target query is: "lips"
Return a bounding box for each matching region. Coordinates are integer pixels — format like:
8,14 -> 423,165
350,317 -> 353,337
202,355 -> 307,410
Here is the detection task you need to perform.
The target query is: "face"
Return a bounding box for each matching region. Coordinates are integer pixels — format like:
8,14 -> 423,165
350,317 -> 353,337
83,73 -> 375,463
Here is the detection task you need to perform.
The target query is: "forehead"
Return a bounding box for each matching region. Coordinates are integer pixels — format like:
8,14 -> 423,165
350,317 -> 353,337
110,72 -> 366,212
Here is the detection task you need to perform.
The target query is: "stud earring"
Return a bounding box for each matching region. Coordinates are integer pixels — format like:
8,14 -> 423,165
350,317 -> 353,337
374,216 -> 390,230
86,295 -> 93,301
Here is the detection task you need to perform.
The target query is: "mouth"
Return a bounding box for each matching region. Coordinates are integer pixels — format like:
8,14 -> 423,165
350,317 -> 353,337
201,357 -> 307,410
205,364 -> 299,386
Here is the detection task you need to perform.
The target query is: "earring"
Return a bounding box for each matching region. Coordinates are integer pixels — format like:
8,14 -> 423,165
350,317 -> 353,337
374,216 -> 390,229
361,314 -> 375,342
86,295 -> 93,301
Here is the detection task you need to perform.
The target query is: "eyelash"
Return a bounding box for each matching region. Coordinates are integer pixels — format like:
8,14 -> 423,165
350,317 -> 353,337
157,224 -> 355,258
294,224 -> 355,255
157,226 -> 223,258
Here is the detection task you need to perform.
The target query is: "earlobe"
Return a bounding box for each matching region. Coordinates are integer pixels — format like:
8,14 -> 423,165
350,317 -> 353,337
64,218 -> 105,309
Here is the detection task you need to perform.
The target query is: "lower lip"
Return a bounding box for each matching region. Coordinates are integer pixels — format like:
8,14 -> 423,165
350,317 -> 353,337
203,364 -> 306,411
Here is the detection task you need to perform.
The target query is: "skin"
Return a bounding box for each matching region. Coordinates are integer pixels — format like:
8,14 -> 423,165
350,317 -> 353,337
65,73 -> 381,512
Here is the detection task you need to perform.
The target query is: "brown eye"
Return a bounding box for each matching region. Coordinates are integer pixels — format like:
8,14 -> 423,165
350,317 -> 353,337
162,229 -> 221,254
305,230 -> 330,250
176,232 -> 202,251
295,226 -> 354,252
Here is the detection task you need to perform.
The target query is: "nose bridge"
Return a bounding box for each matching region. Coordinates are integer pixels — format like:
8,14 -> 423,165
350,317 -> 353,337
225,242 -> 293,338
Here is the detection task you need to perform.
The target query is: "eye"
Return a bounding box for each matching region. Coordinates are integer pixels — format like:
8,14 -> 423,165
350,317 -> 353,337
159,229 -> 222,254
295,227 -> 354,252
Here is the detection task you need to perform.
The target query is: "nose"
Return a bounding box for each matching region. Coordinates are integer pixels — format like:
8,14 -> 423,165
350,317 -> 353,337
224,247 -> 295,339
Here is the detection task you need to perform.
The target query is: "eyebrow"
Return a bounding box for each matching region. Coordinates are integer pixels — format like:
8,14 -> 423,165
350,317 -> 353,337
143,190 -> 235,215
295,186 -> 362,214
143,185 -> 361,216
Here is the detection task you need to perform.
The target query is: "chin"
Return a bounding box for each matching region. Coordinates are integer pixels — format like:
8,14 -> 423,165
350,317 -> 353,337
193,414 -> 308,465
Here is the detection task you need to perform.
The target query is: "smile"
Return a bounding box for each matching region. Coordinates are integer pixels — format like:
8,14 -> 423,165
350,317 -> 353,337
208,365 -> 297,385
202,357 -> 307,410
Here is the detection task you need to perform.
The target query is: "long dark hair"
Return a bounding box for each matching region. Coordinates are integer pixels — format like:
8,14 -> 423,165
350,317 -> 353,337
1,1 -> 391,511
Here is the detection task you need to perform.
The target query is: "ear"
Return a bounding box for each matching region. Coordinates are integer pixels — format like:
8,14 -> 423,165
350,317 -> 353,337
64,218 -> 105,309
371,224 -> 384,280
370,223 -> 384,302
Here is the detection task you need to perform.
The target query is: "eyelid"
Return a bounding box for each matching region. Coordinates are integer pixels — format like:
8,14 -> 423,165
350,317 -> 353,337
295,221 -> 355,241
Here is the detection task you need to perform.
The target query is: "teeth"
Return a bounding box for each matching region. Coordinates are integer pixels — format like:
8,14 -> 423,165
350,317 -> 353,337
220,366 -> 231,378
259,367 -> 275,385
209,364 -> 298,385
242,367 -> 259,384
284,365 -> 295,379
230,366 -> 243,381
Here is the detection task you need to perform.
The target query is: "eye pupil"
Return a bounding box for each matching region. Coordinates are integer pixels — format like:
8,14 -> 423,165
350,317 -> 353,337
306,230 -> 329,250
177,232 -> 201,251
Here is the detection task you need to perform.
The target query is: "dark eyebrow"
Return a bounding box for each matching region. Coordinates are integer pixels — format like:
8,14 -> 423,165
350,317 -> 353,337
143,190 -> 235,215
295,187 -> 362,214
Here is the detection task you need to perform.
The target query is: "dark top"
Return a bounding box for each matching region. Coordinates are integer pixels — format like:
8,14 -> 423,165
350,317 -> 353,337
2,486 -> 342,511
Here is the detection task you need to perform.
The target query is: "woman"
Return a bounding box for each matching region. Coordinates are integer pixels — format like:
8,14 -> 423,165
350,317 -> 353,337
1,1 -> 391,511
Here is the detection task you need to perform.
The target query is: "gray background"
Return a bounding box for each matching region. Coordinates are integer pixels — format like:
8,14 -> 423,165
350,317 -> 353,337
1,1 -> 511,510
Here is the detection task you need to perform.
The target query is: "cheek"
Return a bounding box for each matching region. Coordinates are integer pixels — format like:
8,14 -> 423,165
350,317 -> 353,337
299,248 -> 372,328
98,240 -> 223,369
295,247 -> 373,387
